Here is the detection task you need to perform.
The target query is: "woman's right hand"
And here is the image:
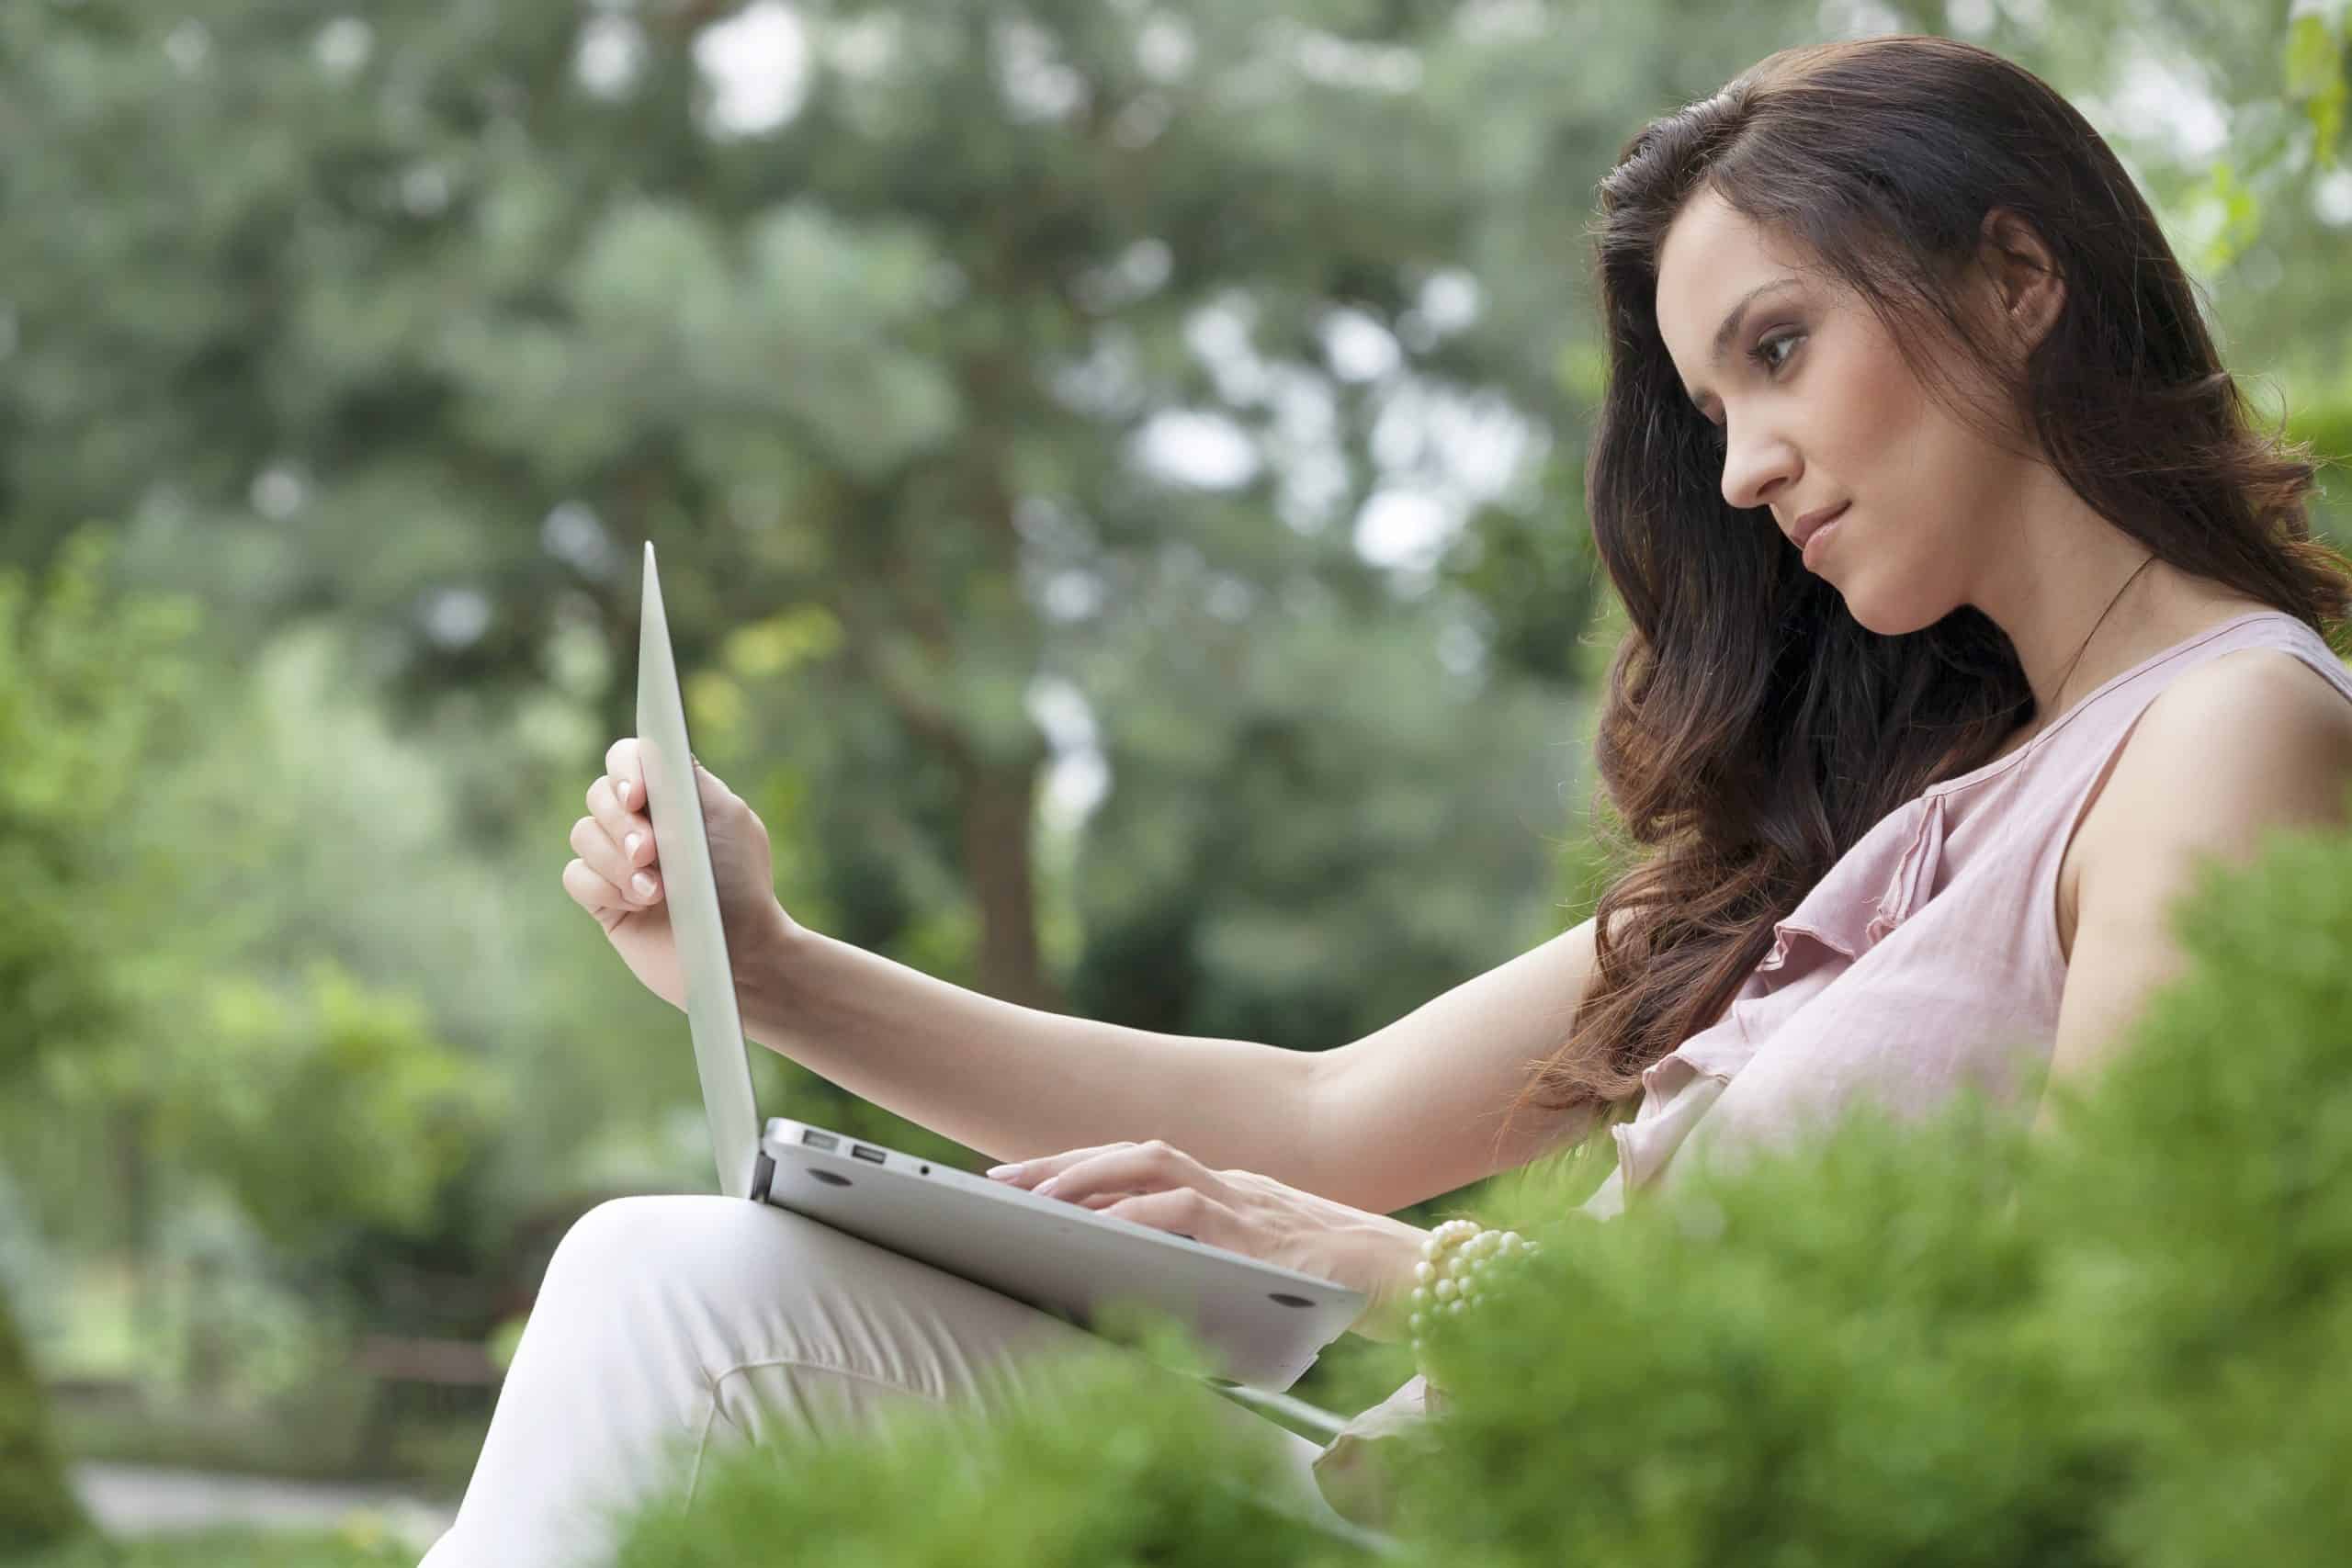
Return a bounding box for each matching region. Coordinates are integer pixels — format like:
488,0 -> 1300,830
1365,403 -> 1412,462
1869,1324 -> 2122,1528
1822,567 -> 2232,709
561,737 -> 794,1011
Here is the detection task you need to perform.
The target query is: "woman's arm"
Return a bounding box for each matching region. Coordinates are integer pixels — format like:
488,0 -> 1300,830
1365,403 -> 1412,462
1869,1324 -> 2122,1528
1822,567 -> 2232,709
742,907 -> 1618,1210
2036,653 -> 2352,1135
737,916 -> 1329,1184
1304,913 -> 1620,1213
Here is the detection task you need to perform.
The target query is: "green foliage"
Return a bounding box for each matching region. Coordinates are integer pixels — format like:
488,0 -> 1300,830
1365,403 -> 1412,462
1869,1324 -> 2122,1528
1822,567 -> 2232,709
151,962 -> 506,1259
0,1292 -> 86,1558
8,1528 -> 413,1568
0,532 -> 197,1073
2285,4 -> 2349,170
611,1320 -> 1366,1568
24,618 -> 526,1312
4,0 -> 1614,1035
0,535 -> 191,1550
621,807 -> 2352,1565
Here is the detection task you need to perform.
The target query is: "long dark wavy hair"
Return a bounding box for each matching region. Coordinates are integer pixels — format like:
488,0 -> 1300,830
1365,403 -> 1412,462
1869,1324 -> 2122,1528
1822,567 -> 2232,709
1501,34 -> 2352,1148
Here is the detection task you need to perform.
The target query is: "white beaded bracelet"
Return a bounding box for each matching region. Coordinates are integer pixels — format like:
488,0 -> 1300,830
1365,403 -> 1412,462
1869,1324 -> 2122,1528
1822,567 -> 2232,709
1407,1218 -> 1540,1384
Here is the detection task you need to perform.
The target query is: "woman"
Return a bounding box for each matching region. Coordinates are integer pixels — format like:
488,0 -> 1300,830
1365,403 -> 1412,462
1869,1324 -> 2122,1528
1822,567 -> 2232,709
420,33 -> 2352,1565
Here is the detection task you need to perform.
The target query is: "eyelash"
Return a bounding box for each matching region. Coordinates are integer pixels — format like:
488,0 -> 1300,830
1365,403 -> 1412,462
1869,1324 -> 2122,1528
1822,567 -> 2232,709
1747,329 -> 1802,376
1705,329 -> 1804,430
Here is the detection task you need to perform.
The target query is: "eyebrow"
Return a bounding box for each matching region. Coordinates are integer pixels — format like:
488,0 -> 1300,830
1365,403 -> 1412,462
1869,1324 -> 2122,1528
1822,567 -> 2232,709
1679,274 -> 1801,413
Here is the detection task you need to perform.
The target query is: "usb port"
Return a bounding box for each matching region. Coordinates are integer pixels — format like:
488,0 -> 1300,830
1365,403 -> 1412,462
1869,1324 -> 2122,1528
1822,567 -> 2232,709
851,1144 -> 886,1165
801,1130 -> 838,1152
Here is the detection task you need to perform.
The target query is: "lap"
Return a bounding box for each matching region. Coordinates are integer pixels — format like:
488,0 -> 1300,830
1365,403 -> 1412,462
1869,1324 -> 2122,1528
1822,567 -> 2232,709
540,1194 -> 1347,1520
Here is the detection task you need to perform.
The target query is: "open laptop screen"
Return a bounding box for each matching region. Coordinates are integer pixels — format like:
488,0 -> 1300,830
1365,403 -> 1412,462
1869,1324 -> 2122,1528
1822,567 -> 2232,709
635,542 -> 763,1199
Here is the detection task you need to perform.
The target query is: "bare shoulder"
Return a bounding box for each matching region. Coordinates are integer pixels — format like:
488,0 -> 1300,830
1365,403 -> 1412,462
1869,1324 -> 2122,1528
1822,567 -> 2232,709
2117,646 -> 2352,807
2045,647 -> 2352,1094
2068,647 -> 2352,950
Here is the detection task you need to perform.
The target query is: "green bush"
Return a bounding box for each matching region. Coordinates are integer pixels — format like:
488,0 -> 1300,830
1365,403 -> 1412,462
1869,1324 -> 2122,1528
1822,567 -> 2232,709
0,1292 -> 86,1557
620,806 -> 2352,1567
7,1528 -> 413,1567
611,1316 -> 1370,1568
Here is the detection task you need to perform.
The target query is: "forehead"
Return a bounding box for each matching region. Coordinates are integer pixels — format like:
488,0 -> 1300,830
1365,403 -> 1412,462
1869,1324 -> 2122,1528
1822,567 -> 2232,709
1655,189 -> 1815,394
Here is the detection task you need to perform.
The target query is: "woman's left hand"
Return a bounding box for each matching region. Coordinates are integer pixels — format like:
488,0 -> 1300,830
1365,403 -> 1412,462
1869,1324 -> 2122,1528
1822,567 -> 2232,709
986,1138 -> 1429,1342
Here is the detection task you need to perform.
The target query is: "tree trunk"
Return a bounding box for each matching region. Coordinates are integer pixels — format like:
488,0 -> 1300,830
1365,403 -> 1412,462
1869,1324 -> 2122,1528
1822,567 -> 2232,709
954,750 -> 1064,1014
0,1290 -> 87,1555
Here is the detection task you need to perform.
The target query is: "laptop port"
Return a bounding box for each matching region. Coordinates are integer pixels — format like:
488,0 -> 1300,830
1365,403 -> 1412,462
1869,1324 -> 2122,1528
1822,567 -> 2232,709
801,1130 -> 838,1152
851,1144 -> 886,1165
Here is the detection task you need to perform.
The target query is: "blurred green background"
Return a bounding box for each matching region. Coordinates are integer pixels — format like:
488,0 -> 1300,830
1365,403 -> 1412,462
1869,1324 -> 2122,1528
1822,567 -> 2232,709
0,0 -> 2345,1557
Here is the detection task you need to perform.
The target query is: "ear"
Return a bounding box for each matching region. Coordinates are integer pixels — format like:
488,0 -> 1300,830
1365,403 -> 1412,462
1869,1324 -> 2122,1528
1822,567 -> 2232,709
1973,206 -> 2065,361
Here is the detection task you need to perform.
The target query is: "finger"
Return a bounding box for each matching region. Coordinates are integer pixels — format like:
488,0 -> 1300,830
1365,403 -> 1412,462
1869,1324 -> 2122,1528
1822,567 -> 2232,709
1070,1188 -> 1166,1217
984,1141 -> 1138,1190
1032,1141 -> 1209,1205
571,812 -> 661,907
694,755 -> 738,809
587,774 -> 653,873
561,857 -> 631,925
1100,1188 -> 1229,1248
605,738 -> 645,813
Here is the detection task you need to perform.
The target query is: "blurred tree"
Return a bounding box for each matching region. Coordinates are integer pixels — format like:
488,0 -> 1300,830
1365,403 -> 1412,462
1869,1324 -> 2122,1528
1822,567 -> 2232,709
0,0 -> 1619,1028
29,621 -> 540,1338
0,1289 -> 85,1554
0,541 -> 513,1400
6,0 -> 2343,1017
0,534 -> 193,1551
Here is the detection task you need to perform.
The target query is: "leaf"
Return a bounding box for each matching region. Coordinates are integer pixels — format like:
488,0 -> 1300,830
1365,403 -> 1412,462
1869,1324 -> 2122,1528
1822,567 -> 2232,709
2284,14 -> 2349,168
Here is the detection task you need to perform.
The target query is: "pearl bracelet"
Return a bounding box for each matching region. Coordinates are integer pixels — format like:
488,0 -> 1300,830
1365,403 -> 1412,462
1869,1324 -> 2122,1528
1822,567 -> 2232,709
1407,1218 -> 1540,1382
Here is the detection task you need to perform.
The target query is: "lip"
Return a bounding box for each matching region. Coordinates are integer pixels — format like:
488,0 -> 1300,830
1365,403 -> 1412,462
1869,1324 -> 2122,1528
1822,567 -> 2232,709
1802,514 -> 1844,570
1789,501 -> 1849,549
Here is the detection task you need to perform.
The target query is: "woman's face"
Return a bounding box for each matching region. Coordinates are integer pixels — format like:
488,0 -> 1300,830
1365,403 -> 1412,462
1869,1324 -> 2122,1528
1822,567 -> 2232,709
1653,188 -> 2026,637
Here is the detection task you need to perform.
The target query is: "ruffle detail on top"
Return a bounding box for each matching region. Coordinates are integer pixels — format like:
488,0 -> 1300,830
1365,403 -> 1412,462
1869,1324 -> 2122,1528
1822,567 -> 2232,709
1753,790 -> 1950,971
1608,792 -> 1951,1200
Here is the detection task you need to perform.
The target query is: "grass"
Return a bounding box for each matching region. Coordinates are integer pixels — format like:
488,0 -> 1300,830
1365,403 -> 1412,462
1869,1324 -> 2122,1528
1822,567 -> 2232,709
54,1391 -> 483,1496
6,1528 -> 415,1567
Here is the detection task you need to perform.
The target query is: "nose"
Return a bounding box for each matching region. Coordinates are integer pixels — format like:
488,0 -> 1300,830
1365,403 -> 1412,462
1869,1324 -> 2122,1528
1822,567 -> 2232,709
1718,422 -> 1797,517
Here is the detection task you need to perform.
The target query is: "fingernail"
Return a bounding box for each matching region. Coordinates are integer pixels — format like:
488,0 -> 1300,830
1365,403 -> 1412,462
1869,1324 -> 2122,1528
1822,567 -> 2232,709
985,1165 -> 1020,1179
625,832 -> 643,858
634,873 -> 657,899
1035,1178 -> 1060,1196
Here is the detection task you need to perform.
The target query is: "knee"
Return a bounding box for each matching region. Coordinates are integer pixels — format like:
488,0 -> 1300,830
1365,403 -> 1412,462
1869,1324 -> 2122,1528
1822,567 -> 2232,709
538,1194 -> 807,1307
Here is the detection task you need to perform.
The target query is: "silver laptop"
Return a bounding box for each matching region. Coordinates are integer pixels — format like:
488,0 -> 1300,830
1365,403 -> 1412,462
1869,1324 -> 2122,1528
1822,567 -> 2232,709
633,542 -> 1363,1395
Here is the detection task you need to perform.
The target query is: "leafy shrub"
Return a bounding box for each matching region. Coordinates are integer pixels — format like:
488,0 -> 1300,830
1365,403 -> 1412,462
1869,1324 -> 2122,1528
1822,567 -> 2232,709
620,806 -> 2352,1567
0,531 -> 192,1561
0,529 -> 197,1077
8,1526 -> 414,1566
610,1316 -> 1371,1568
0,1291 -> 86,1557
155,960 -> 507,1261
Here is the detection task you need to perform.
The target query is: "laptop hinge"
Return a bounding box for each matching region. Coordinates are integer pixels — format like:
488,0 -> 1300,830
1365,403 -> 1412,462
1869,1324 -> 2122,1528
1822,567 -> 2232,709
749,1150 -> 776,1205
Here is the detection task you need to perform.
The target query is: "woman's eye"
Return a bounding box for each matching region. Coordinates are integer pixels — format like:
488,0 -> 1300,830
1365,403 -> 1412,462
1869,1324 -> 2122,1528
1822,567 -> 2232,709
1747,331 -> 1801,375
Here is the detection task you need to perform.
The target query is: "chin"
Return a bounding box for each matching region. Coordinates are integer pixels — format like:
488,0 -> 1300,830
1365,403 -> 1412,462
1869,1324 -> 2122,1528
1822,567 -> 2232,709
1838,579 -> 1951,639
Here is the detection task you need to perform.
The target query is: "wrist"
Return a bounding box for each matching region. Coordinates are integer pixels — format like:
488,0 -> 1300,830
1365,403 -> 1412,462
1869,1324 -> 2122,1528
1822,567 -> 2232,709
735,900 -> 808,1048
1347,1219 -> 1436,1344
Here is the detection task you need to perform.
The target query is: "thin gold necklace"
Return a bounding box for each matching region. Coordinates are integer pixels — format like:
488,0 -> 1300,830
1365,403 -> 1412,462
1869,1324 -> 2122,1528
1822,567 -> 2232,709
2036,551 -> 2158,732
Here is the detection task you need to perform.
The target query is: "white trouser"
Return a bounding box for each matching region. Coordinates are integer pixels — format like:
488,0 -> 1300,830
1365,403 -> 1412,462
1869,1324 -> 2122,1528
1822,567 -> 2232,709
415,1194 -> 1355,1568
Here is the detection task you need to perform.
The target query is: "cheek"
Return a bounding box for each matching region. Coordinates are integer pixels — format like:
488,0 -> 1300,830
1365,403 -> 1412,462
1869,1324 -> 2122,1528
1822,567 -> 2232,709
1811,326 -> 1925,481
1813,344 -> 1991,632
1822,335 -> 1999,543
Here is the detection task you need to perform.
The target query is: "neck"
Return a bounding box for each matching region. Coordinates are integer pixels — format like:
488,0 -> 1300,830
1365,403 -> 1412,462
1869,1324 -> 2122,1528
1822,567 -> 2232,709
1964,469 -> 2262,730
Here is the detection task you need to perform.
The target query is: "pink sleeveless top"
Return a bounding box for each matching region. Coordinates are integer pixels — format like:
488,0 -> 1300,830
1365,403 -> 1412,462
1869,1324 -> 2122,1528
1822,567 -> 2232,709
1316,607 -> 2352,1513
1575,606 -> 2352,1217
